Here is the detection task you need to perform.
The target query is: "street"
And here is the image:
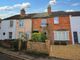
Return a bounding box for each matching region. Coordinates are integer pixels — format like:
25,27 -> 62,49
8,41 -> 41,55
0,53 -> 22,60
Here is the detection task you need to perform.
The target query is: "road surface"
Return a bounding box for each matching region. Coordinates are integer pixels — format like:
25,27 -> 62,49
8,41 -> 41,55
0,53 -> 22,60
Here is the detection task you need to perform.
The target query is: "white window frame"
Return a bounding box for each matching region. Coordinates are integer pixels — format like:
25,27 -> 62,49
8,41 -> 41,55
54,31 -> 69,41
9,32 -> 12,39
41,19 -> 47,27
18,32 -> 23,38
54,17 -> 59,24
10,20 -> 13,27
26,32 -> 30,40
19,20 -> 24,27
41,19 -> 47,25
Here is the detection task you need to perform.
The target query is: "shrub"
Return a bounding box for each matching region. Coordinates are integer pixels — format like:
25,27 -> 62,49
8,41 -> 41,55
32,32 -> 47,42
12,39 -> 27,51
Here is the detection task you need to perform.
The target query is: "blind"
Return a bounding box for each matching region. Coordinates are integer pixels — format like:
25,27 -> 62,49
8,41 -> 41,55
54,31 -> 69,41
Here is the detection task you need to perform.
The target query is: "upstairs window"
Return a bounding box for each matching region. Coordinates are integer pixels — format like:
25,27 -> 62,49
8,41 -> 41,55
10,20 -> 13,27
19,20 -> 24,27
41,19 -> 47,25
54,17 -> 59,24
41,19 -> 47,27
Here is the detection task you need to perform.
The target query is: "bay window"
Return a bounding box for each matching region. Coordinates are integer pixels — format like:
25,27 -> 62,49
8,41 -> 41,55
54,31 -> 69,41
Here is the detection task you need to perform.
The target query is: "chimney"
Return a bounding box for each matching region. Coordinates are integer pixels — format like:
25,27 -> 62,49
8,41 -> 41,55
47,5 -> 51,15
20,8 -> 26,17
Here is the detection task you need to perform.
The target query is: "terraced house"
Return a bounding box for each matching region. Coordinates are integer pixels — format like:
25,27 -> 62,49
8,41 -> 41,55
0,5 -> 80,45
32,5 -> 72,45
0,9 -> 33,40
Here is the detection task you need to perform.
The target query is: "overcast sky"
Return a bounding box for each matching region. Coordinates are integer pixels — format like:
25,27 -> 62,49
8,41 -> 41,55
0,0 -> 80,19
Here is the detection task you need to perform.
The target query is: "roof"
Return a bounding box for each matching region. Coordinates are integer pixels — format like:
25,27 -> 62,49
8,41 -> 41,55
3,11 -> 80,20
68,11 -> 80,16
3,13 -> 36,20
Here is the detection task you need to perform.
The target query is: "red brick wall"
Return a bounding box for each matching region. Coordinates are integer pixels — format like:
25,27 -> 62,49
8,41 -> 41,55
32,18 -> 42,31
52,16 -> 72,44
32,16 -> 72,44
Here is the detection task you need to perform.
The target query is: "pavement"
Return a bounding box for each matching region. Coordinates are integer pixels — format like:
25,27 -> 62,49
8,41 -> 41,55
0,53 -> 21,60
0,47 -> 68,60
0,47 -> 34,60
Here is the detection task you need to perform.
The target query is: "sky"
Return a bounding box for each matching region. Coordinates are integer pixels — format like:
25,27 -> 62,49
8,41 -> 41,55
0,0 -> 80,19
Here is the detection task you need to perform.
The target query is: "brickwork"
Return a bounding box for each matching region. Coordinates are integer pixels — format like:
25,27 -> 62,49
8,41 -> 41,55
49,45 -> 80,60
32,16 -> 72,44
27,40 -> 50,54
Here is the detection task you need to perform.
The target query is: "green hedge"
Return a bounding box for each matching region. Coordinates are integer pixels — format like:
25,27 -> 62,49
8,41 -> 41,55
32,32 -> 47,42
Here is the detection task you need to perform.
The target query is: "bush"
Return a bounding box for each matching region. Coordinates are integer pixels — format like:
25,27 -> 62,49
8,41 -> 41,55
12,39 -> 19,51
12,39 -> 27,51
32,32 -> 47,42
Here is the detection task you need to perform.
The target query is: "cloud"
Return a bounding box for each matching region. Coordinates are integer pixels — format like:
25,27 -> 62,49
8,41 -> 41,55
0,2 -> 30,11
65,9 -> 74,12
44,9 -> 47,12
21,2 -> 30,9
0,6 -> 13,11
49,0 -> 56,5
0,11 -> 19,19
71,3 -> 79,6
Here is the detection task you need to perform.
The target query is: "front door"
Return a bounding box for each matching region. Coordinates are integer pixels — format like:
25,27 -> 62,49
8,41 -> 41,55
73,32 -> 78,44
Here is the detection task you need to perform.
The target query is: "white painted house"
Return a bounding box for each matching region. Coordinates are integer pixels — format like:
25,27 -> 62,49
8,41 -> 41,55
0,19 -> 32,40
0,20 -> 16,40
70,16 -> 80,44
0,9 -> 34,40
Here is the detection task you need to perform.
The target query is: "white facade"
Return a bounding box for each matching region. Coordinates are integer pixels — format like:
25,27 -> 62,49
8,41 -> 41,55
0,19 -> 32,40
0,20 -> 16,40
70,16 -> 80,44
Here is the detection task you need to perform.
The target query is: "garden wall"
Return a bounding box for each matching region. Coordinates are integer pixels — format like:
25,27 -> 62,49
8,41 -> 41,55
49,45 -> 80,60
27,40 -> 50,54
0,40 -> 14,48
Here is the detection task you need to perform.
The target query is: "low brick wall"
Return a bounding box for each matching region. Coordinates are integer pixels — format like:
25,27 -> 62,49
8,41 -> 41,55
0,40 -> 14,48
27,40 -> 50,54
49,45 -> 80,60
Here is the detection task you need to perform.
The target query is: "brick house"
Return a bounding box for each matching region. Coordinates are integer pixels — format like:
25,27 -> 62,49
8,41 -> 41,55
32,5 -> 72,44
0,5 -> 80,45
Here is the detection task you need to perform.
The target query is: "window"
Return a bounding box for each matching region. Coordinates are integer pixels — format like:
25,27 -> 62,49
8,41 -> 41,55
10,20 -> 13,27
41,19 -> 47,27
41,19 -> 47,24
3,32 -> 5,35
54,17 -> 59,24
54,31 -> 69,41
26,32 -> 30,40
9,32 -> 12,39
19,20 -> 24,27
18,32 -> 23,38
